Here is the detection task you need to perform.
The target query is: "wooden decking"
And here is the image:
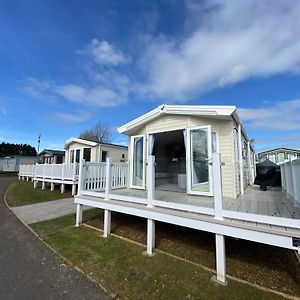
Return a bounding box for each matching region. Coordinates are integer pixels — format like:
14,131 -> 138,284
75,191 -> 300,242
112,185 -> 300,219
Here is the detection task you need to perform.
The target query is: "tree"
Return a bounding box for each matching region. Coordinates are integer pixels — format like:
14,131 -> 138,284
0,142 -> 37,157
79,121 -> 111,143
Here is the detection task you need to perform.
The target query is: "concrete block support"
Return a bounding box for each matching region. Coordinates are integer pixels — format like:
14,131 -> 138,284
50,182 -> 55,192
103,209 -> 111,238
147,219 -> 155,256
75,204 -> 83,227
33,180 -> 37,189
41,181 -> 45,190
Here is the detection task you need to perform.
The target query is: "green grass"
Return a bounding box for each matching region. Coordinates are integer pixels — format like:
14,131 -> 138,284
87,213 -> 300,297
6,180 -> 73,206
0,171 -> 18,177
31,211 -> 288,300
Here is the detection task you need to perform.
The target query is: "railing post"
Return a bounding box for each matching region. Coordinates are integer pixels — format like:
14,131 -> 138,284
62,163 -> 65,181
212,152 -> 223,220
147,155 -> 155,208
126,161 -> 130,188
51,163 -> 54,180
105,157 -> 112,200
78,159 -> 84,195
43,163 -> 45,179
72,161 -> 77,182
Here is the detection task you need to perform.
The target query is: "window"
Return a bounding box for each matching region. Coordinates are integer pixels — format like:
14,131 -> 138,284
284,153 -> 288,160
83,148 -> 91,162
75,149 -> 80,163
212,132 -> 217,153
70,150 -> 74,163
102,150 -> 107,162
120,153 -> 125,162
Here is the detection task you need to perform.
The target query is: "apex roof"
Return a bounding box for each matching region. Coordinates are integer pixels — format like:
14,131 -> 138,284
118,104 -> 239,135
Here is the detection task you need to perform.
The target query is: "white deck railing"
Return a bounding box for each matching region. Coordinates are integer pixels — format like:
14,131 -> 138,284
280,159 -> 300,207
77,155 -> 300,230
82,161 -> 128,192
19,164 -> 36,177
19,163 -> 79,182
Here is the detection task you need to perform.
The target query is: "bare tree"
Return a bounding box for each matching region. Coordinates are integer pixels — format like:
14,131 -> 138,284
79,121 -> 111,143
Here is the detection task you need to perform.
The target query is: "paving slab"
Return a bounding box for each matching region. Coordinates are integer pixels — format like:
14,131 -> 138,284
11,197 -> 91,224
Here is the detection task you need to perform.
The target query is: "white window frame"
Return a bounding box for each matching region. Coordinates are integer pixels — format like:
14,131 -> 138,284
186,125 -> 213,196
130,135 -> 146,190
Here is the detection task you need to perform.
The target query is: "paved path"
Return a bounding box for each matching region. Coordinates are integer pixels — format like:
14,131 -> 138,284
11,197 -> 90,224
0,177 -> 107,300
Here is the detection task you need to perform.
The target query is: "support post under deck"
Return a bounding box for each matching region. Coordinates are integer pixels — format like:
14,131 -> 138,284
103,209 -> 111,237
214,234 -> 227,285
75,204 -> 83,227
147,219 -> 155,256
61,183 -> 65,194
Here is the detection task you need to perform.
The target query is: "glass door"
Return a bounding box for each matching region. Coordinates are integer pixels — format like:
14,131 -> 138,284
187,126 -> 212,196
131,135 -> 146,189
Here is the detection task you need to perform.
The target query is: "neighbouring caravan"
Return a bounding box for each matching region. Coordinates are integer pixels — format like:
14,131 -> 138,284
1,155 -> 37,172
38,149 -> 65,164
64,138 -> 128,163
118,105 -> 255,199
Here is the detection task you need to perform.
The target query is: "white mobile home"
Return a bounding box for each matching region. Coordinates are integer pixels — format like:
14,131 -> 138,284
119,105 -> 255,199
64,138 -> 128,164
38,149 -> 65,164
19,138 -> 128,195
258,148 -> 300,165
2,156 -> 37,172
73,105 -> 299,285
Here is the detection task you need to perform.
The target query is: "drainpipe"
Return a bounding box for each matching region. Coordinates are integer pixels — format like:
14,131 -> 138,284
238,124 -> 244,194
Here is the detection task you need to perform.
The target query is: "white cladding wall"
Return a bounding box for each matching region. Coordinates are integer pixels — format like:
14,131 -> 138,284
101,145 -> 128,162
3,157 -> 37,172
65,143 -> 99,163
130,114 -> 237,198
65,142 -> 128,163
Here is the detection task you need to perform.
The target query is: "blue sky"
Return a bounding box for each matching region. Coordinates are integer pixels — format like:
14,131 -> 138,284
1,0 -> 300,152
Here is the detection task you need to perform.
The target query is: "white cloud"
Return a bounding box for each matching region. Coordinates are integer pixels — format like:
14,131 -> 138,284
138,0 -> 300,100
239,99 -> 300,131
55,84 -> 126,107
22,77 -> 54,99
80,39 -> 130,66
49,111 -> 91,123
254,134 -> 300,152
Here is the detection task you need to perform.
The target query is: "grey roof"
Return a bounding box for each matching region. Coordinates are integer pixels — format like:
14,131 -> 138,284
39,149 -> 65,156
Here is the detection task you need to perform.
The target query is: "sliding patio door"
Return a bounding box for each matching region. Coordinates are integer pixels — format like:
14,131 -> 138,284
187,126 -> 213,196
131,135 -> 146,189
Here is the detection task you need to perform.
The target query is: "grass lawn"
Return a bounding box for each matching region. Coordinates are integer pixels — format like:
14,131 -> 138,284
31,210 -> 296,300
87,212 -> 300,297
6,180 -> 73,207
0,171 -> 18,177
